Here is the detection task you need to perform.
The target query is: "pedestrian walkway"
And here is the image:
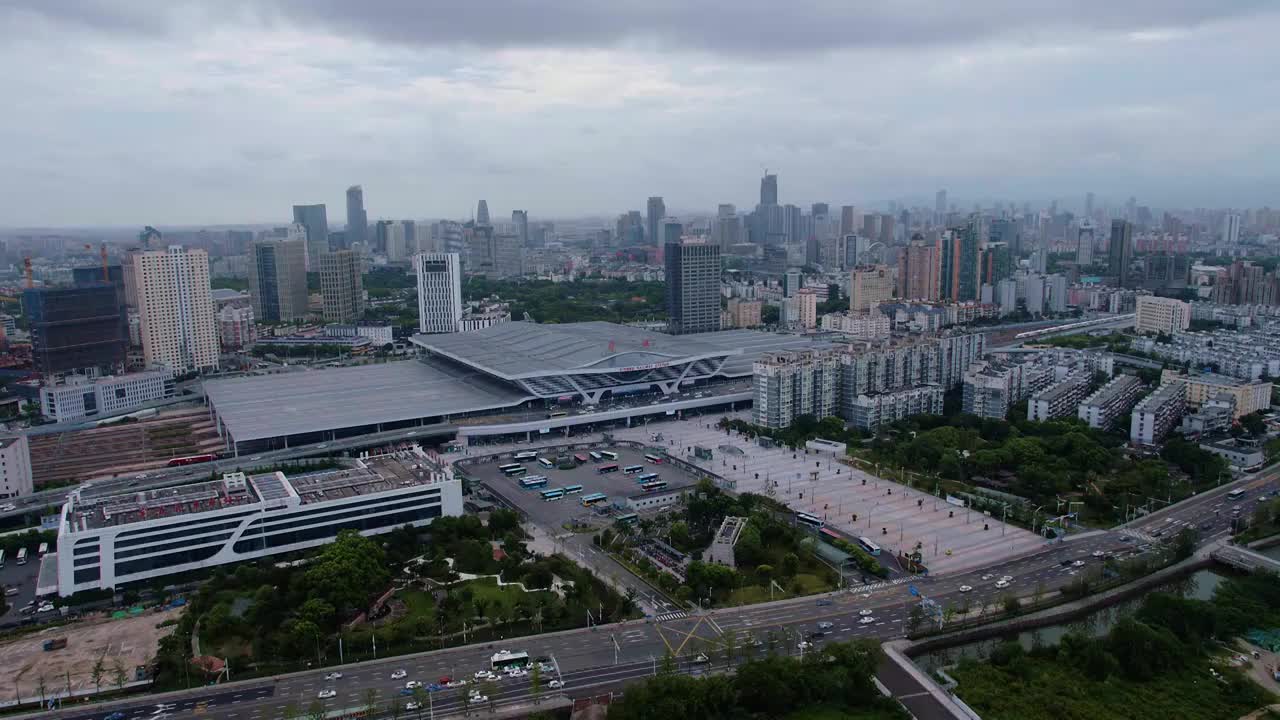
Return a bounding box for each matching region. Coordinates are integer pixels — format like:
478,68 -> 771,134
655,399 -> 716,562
654,611 -> 689,622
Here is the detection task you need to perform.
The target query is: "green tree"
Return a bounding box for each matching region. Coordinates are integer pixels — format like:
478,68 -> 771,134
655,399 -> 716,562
410,686 -> 427,720
908,605 -> 925,634
530,663 -> 543,705
307,700 -> 326,720
364,688 -> 380,717
91,654 -> 106,695
111,658 -> 128,691
780,552 -> 799,578
304,530 -> 391,616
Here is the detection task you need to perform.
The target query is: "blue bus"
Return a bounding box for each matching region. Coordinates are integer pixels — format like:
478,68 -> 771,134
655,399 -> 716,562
640,480 -> 668,492
520,476 -> 549,489
637,472 -> 660,483
563,484 -> 584,495
857,537 -> 881,556
503,466 -> 528,477
615,512 -> 639,525
581,492 -> 608,507
541,489 -> 565,501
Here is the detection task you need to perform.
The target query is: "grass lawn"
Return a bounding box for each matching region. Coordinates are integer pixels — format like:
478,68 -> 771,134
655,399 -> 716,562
464,577 -> 557,617
726,573 -> 835,606
399,589 -> 437,624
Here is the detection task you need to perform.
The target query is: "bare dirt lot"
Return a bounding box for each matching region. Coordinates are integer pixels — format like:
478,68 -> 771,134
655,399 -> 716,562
2,608 -> 182,702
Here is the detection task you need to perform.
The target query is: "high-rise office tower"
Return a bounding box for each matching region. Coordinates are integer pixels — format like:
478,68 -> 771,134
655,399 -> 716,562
1076,223 -> 1095,267
492,233 -> 525,278
939,223 -> 983,302
1085,192 -> 1095,218
292,203 -> 329,271
23,282 -> 126,376
811,203 -> 829,218
783,269 -> 802,298
511,210 -> 529,248
319,250 -> 365,324
783,204 -> 803,245
935,190 -> 947,223
1222,213 -> 1241,247
712,211 -> 742,251
665,238 -> 721,335
414,253 -> 463,334
345,185 -> 367,249
981,243 -> 1013,286
134,246 -> 218,374
989,218 -> 1021,257
1108,219 -> 1134,288
760,173 -> 778,206
476,200 -> 491,226
878,214 -> 895,246
840,206 -> 856,236
247,232 -> 308,323
646,196 -> 665,245
896,241 -> 940,301
849,265 -> 893,312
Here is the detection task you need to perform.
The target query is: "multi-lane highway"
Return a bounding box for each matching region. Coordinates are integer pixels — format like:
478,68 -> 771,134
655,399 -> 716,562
29,462 -> 1278,720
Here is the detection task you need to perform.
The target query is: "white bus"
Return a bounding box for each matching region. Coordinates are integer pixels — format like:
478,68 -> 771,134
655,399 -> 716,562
491,650 -> 530,671
498,463 -> 523,473
513,451 -> 538,462
15,548 -> 27,566
599,450 -> 618,461
857,537 -> 882,556
538,457 -> 555,469
588,451 -> 603,462
1227,489 -> 1247,502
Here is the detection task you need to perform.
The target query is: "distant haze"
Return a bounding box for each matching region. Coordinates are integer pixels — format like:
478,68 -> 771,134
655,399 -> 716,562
2,1 -> 1278,225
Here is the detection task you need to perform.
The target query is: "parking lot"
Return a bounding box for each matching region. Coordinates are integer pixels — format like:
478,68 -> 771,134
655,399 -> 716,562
1,554 -> 43,626
463,445 -> 698,532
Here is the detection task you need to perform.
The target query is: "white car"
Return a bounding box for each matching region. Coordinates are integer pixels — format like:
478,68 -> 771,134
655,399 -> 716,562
469,695 -> 488,704
980,574 -> 993,581
959,585 -> 973,593
391,669 -> 407,680
405,702 -> 420,711
1000,575 -> 1012,582
548,679 -> 564,689
507,668 -> 527,678
1071,560 -> 1085,568
859,609 -> 873,616
474,670 -> 493,679
1091,550 -> 1105,558
37,603 -> 55,613
324,672 -> 342,681
797,641 -> 812,650
317,690 -> 336,699
405,680 -> 421,689
995,580 -> 1010,589
446,679 -> 468,688
693,653 -> 709,664
859,616 -> 876,625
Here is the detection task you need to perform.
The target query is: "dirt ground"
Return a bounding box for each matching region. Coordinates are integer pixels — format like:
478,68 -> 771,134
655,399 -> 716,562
1,608 -> 182,702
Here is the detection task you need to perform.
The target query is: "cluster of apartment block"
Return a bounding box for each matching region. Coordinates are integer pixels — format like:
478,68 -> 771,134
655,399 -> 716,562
752,332 -> 984,431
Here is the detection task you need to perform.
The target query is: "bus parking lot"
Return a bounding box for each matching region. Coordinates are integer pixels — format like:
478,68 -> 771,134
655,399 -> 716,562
461,445 -> 699,533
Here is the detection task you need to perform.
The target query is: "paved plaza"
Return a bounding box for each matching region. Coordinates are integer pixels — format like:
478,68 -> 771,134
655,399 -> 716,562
610,413 -> 1046,575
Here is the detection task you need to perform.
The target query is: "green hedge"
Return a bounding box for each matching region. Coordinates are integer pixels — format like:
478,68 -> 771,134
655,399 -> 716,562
827,537 -> 889,578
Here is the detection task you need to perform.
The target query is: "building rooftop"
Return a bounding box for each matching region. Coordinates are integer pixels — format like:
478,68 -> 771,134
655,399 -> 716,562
65,453 -> 447,531
1081,375 -> 1143,407
204,358 -> 530,444
1134,380 -> 1186,411
1033,375 -> 1089,402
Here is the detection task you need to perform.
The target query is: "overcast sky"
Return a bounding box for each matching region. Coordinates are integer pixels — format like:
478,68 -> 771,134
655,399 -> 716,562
3,1 -> 1278,227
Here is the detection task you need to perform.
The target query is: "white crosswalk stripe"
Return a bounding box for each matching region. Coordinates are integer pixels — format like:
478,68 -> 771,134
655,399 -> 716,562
655,611 -> 688,622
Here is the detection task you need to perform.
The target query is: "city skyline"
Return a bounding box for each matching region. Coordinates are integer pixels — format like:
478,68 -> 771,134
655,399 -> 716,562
3,1 -> 1279,226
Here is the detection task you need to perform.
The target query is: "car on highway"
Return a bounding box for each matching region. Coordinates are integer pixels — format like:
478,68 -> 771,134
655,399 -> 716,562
859,616 -> 876,625
808,630 -> 826,640
816,598 -> 832,606
405,701 -> 421,710
324,672 -> 343,680
1091,550 -> 1105,557
399,688 -> 415,696
469,694 -> 488,704
316,444 -> 329,449
858,608 -> 873,616
474,670 -> 497,680
317,690 -> 337,699
104,713 -> 127,720
995,580 -> 1010,589
797,641 -> 813,650
959,585 -> 973,593
693,653 -> 710,663
549,680 -> 564,689
506,668 -> 527,678
427,683 -> 443,693
405,680 -> 421,689
981,574 -> 993,580
391,669 -> 407,679
37,602 -> 54,613
446,679 -> 468,688
1072,560 -> 1085,568
817,621 -> 834,630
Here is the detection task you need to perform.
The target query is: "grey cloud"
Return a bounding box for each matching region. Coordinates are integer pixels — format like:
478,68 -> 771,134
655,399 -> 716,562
7,0 -> 1277,55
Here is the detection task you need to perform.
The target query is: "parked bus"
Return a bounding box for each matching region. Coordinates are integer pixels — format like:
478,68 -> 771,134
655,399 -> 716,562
640,480 -> 668,492
597,464 -> 620,474
538,458 -> 555,469
540,489 -> 565,502
599,450 -> 618,461
491,650 -> 530,671
581,493 -> 608,507
818,527 -> 842,544
1227,489 -> 1247,502
520,476 -> 549,489
15,548 -> 27,566
615,512 -> 639,525
588,451 -> 603,462
498,463 -> 522,472
573,453 -> 589,464
636,472 -> 660,483
563,484 -> 584,495
513,451 -> 538,462
644,454 -> 664,464
623,465 -> 644,475
503,466 -> 528,478
857,537 -> 882,556
167,453 -> 218,467
795,512 -> 824,529
37,543 -> 48,557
